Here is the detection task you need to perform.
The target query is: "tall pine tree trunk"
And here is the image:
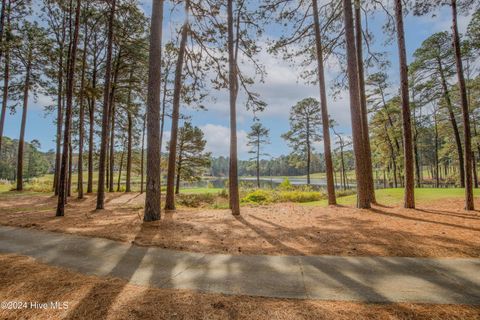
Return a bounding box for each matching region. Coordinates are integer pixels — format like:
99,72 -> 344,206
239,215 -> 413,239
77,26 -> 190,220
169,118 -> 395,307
140,113 -> 146,194
354,0 -> 375,204
312,0 -> 336,205
126,110 -> 132,192
77,18 -> 88,199
56,0 -> 81,216
342,0 -> 370,208
67,141 -> 72,197
144,0 -> 164,221
117,138 -> 125,192
175,156 -> 182,195
395,0 -> 415,208
438,59 -> 465,187
16,61 -> 31,191
165,1 -> 189,210
451,0 -> 474,210
306,118 -> 311,185
0,0 -> 11,160
96,0 -> 116,210
87,37 -> 98,194
256,139 -> 260,188
109,102 -> 115,192
227,0 -> 240,215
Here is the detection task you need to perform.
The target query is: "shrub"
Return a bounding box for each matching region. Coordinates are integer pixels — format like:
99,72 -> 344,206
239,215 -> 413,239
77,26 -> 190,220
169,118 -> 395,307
336,189 -> 356,198
278,178 -> 293,190
278,190 -> 324,203
241,189 -> 273,204
218,188 -> 229,198
24,180 -> 52,193
177,193 -> 216,208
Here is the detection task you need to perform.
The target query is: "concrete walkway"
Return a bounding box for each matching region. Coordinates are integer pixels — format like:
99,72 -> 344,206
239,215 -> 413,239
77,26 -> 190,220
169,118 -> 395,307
0,225 -> 479,305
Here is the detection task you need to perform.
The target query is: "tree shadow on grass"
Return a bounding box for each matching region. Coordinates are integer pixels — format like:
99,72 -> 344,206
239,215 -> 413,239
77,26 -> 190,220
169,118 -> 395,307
369,207 -> 480,232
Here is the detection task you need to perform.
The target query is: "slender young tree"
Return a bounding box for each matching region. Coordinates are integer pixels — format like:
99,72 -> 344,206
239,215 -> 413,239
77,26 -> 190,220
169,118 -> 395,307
96,0 -> 116,210
451,0 -> 474,210
342,0 -> 370,208
394,0 -> 415,208
56,0 -> 81,216
312,0 -> 336,205
144,0 -> 164,221
77,4 -> 89,199
0,0 -> 12,156
165,0 -> 190,211
282,98 -> 323,185
410,32 -> 465,187
13,23 -> 48,190
170,122 -> 210,194
247,122 -> 270,188
140,112 -> 146,194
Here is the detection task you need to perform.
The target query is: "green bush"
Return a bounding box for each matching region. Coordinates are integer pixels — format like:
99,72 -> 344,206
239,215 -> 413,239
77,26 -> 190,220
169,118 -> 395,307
278,190 -> 324,203
24,180 -> 52,193
278,178 -> 293,190
241,189 -> 273,204
177,193 -> 216,208
218,188 -> 229,198
336,189 -> 356,198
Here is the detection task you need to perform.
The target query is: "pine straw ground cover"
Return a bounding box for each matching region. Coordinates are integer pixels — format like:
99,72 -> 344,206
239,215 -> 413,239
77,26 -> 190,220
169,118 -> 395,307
0,191 -> 479,257
0,254 -> 478,320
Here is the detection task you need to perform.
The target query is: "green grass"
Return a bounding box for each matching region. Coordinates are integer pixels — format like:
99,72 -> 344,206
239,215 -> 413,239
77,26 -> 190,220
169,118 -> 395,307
302,188 -> 480,207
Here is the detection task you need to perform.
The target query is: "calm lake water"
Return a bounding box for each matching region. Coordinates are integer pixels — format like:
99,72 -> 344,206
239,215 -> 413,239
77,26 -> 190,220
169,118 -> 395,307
180,177 -> 357,190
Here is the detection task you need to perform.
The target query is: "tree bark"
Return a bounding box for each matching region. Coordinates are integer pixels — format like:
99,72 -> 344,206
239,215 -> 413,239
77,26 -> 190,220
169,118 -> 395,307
175,155 -> 182,195
126,110 -> 132,192
67,141 -> 72,197
117,138 -> 125,192
434,110 -> 440,188
108,102 -> 115,192
256,137 -> 260,188
0,0 -> 11,161
56,0 -> 81,216
96,0 -> 116,210
0,0 -> 6,63
354,0 -> 375,204
342,0 -> 370,208
165,1 -> 189,210
108,53 -> 121,193
306,117 -> 311,185
438,58 -> 465,188
140,113 -> 146,194
16,60 -> 31,191
394,0 -> 415,208
451,0 -> 474,210
228,0 -> 240,215
312,0 -> 336,204
87,32 -> 98,194
77,17 -> 88,199
144,0 -> 164,221
472,152 -> 478,188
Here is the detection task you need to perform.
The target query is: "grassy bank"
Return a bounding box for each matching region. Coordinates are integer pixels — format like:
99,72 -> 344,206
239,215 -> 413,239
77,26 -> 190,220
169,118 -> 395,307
303,188 -> 480,207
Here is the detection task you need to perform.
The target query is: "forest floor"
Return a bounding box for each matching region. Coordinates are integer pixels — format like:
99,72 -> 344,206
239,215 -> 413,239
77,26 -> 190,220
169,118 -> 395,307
0,189 -> 478,257
1,254 -> 479,320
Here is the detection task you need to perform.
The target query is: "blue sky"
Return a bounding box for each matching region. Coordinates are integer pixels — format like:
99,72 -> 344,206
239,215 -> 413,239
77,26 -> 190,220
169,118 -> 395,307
3,2 -> 474,160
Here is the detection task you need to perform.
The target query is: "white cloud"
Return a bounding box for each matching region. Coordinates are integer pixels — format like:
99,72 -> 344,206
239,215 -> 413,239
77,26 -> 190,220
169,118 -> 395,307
200,123 -> 249,157
32,93 -> 54,110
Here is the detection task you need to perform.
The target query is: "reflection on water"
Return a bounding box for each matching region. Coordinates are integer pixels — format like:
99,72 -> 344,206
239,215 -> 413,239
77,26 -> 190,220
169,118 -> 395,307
178,177 -> 356,190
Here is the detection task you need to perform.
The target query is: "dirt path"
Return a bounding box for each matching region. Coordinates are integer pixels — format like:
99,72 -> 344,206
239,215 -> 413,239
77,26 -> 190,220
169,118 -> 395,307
1,225 -> 479,305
